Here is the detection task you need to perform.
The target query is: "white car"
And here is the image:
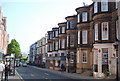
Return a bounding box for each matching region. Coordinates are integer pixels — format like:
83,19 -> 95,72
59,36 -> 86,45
22,62 -> 27,67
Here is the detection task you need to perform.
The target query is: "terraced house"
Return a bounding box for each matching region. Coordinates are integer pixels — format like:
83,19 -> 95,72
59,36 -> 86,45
30,0 -> 119,79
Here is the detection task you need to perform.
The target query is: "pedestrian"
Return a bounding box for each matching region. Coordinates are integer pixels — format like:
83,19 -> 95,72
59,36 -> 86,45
61,64 -> 65,72
5,62 -> 9,81
0,61 -> 5,81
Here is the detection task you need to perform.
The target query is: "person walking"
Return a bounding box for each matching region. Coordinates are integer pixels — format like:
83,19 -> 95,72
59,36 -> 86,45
0,61 -> 5,81
4,62 -> 9,81
61,64 -> 65,72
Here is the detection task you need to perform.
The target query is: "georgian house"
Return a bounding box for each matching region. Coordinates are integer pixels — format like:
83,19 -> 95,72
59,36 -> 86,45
52,27 -> 60,70
92,0 -> 118,78
65,15 -> 77,73
58,22 -> 67,68
75,4 -> 94,74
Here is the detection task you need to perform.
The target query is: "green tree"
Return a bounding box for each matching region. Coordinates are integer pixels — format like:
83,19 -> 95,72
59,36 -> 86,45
7,39 -> 21,58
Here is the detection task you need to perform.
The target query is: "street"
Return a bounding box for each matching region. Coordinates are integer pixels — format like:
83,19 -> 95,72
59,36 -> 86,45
16,65 -> 77,81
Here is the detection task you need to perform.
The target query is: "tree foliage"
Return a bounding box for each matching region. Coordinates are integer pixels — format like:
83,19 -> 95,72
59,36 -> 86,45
7,39 -> 21,58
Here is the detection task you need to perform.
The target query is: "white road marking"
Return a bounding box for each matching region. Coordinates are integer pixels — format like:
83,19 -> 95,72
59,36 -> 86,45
44,73 -> 49,75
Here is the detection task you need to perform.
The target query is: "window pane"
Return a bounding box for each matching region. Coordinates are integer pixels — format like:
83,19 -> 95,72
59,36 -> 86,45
94,2 -> 98,13
78,31 -> 80,44
61,39 -> 65,49
67,36 -> 69,47
62,27 -> 65,33
70,35 -> 74,47
67,21 -> 69,29
70,21 -> 74,28
82,12 -> 87,22
102,22 -> 108,40
101,0 -> 108,11
95,24 -> 98,40
77,14 -> 80,23
55,31 -> 58,37
82,51 -> 87,63
82,30 -> 88,44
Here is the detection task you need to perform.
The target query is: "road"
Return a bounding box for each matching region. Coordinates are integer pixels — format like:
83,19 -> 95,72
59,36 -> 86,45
16,65 -> 78,81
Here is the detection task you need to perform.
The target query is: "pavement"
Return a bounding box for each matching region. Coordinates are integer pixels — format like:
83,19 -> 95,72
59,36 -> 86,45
0,70 -> 22,81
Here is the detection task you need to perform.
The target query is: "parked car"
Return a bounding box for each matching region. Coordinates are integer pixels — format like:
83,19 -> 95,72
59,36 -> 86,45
22,62 -> 27,67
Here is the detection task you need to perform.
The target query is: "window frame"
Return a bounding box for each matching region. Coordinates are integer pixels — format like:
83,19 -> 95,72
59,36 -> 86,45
82,12 -> 87,22
82,30 -> 88,44
101,0 -> 108,12
94,1 -> 98,13
95,24 -> 98,41
82,50 -> 87,63
101,22 -> 109,40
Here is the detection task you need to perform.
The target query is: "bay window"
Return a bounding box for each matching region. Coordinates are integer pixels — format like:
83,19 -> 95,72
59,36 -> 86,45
101,0 -> 108,12
82,12 -> 87,22
95,24 -> 98,41
101,22 -> 109,40
82,30 -> 88,44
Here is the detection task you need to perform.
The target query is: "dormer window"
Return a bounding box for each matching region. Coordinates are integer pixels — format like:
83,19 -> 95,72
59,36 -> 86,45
82,12 -> 87,22
101,0 -> 108,12
94,1 -> 98,13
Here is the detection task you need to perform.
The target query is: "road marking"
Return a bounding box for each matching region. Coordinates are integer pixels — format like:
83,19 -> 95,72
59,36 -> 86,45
16,70 -> 24,81
44,73 -> 49,75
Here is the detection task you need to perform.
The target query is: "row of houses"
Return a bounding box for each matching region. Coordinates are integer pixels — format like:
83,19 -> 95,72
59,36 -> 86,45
29,0 -> 120,79
0,6 -> 9,61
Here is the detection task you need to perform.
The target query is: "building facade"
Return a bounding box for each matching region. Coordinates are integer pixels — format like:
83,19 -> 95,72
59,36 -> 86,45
65,15 -> 77,73
0,6 -> 9,60
76,4 -> 94,74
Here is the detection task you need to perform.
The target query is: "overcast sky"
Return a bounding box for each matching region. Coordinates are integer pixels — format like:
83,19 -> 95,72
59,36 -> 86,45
0,0 -> 93,54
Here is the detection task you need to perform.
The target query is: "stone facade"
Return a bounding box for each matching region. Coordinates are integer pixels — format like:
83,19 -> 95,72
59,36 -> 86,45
0,6 -> 9,60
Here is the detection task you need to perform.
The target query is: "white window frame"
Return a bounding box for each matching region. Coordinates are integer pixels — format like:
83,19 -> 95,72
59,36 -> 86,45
95,24 -> 98,41
77,14 -> 80,23
82,12 -> 87,22
82,30 -> 88,44
94,1 -> 98,13
101,22 -> 109,40
78,31 -> 80,44
101,0 -> 108,12
82,50 -> 87,63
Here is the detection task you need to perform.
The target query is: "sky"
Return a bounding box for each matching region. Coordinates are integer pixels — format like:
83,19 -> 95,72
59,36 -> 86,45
0,0 -> 93,54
